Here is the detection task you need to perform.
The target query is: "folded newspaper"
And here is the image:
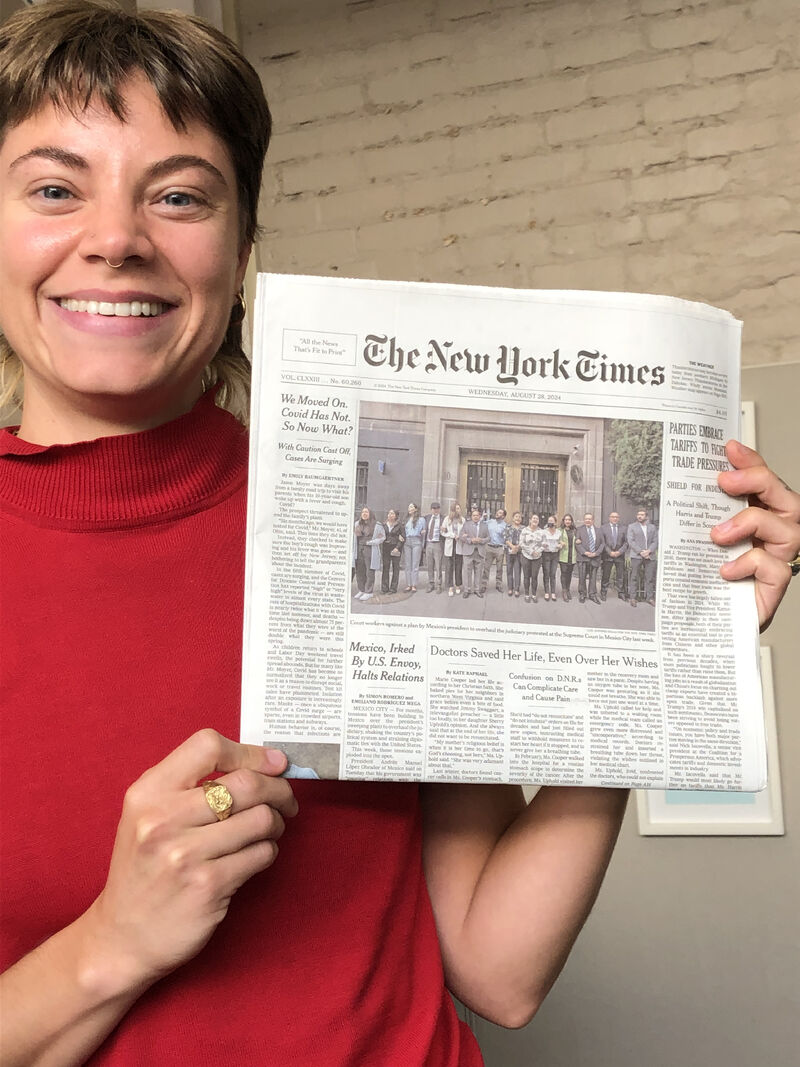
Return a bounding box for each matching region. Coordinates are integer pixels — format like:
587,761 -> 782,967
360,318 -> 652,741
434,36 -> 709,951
240,274 -> 766,790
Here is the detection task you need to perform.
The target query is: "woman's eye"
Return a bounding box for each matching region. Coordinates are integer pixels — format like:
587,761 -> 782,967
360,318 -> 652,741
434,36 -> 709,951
38,185 -> 72,201
162,191 -> 202,208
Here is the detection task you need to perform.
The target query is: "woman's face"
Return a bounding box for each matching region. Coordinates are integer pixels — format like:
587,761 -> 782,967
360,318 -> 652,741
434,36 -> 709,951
529,515 -> 540,529
454,504 -> 462,518
0,75 -> 249,443
512,511 -> 522,524
564,515 -> 574,528
387,509 -> 397,523
407,504 -> 417,516
360,507 -> 370,521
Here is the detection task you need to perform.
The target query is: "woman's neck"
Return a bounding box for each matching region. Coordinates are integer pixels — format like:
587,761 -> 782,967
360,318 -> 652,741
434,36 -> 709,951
16,379 -> 203,447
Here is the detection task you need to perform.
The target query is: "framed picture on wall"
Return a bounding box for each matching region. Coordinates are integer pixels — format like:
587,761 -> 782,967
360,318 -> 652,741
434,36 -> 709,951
740,399 -> 755,450
636,646 -> 784,836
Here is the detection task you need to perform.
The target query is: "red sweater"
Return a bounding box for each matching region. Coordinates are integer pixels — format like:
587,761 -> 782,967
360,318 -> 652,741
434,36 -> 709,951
0,394 -> 482,1066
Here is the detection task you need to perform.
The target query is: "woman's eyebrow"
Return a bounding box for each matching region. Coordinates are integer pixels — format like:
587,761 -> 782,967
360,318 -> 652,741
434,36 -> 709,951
9,145 -> 87,171
144,154 -> 228,187
7,148 -> 227,187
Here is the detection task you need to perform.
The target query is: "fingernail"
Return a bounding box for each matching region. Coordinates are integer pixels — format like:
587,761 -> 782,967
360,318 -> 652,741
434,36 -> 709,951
263,748 -> 288,772
714,519 -> 734,533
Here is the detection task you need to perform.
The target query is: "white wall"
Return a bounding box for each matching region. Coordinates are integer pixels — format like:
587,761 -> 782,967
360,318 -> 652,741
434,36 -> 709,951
242,0 -> 800,369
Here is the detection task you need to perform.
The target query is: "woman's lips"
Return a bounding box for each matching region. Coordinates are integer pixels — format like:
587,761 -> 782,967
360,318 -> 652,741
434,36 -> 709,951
47,296 -> 176,336
58,298 -> 167,317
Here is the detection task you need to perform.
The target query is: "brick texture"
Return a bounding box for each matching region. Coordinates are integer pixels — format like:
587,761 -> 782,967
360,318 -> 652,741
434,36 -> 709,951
241,0 -> 800,367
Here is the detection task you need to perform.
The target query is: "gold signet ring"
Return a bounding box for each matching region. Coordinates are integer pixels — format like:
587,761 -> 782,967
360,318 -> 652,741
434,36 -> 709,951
201,779 -> 234,821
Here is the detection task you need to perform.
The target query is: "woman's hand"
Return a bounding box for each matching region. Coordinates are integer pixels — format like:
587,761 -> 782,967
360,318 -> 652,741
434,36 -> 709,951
0,731 -> 296,1067
84,729 -> 297,995
713,440 -> 800,631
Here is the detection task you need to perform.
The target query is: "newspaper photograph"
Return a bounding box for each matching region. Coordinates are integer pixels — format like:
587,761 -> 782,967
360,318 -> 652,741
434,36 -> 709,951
240,274 -> 766,790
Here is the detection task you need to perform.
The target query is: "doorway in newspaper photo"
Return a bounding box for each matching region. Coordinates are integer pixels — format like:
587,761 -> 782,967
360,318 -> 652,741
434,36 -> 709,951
351,402 -> 662,632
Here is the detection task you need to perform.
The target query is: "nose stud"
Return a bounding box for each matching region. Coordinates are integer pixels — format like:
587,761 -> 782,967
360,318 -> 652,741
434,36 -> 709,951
105,258 -> 125,269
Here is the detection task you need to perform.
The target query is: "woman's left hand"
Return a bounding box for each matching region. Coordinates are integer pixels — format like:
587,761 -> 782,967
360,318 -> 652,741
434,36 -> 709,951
712,440 -> 800,631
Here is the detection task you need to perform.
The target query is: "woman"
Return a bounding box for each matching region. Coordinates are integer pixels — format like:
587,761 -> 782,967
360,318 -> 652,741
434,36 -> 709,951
403,501 -> 426,592
505,510 -> 524,597
381,507 -> 404,594
353,507 -> 384,600
559,513 -> 578,601
452,502 -> 469,595
2,5 -> 798,1066
0,5 -> 477,1062
519,513 -> 544,603
540,515 -> 562,602
441,502 -> 465,596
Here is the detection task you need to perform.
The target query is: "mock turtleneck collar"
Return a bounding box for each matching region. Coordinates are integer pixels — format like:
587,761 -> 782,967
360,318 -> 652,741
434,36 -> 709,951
0,392 -> 247,529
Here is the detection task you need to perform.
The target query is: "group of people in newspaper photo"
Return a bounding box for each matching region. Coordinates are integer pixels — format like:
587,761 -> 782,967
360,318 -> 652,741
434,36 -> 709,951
353,502 -> 658,608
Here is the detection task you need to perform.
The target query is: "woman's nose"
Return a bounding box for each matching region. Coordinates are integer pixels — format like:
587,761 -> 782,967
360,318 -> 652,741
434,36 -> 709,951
77,201 -> 154,268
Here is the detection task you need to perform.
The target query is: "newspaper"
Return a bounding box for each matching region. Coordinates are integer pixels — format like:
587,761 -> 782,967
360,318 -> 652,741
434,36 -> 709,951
240,274 -> 766,790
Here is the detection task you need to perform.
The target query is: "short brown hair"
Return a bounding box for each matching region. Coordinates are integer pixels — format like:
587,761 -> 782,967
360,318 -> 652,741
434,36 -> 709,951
0,0 -> 271,422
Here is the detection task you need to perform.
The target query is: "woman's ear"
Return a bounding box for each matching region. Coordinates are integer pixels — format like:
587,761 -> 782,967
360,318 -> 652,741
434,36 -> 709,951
236,242 -> 252,290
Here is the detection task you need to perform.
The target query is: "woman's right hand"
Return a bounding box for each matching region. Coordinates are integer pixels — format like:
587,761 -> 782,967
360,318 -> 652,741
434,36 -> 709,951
0,731 -> 296,1067
83,729 -> 297,995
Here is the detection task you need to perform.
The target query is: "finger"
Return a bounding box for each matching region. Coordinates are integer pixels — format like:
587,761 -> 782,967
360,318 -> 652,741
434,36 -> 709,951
219,838 -> 283,892
191,803 -> 287,861
723,438 -> 764,471
194,768 -> 298,825
199,839 -> 282,905
141,730 -> 288,791
711,506 -> 800,561
719,546 -> 791,630
718,442 -> 800,520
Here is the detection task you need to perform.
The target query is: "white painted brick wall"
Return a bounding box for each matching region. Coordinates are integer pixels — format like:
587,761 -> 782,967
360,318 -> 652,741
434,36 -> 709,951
240,0 -> 800,366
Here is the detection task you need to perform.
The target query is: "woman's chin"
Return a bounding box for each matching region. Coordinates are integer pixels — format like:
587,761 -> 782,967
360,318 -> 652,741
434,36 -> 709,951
23,366 -> 203,440
64,374 -> 182,409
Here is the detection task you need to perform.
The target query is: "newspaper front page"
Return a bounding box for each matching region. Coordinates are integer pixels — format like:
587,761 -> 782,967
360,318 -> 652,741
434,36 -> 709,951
240,274 -> 766,790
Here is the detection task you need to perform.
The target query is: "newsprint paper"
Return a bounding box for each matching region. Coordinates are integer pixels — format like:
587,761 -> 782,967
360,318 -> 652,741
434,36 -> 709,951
240,274 -> 766,791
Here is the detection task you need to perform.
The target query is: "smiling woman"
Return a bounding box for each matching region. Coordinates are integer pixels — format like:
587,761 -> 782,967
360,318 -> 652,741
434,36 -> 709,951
0,0 -> 269,437
0,4 -> 489,1066
1,81 -> 252,442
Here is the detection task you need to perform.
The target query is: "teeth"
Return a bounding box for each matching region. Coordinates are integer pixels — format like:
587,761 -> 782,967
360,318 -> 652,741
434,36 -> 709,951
59,299 -> 166,317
